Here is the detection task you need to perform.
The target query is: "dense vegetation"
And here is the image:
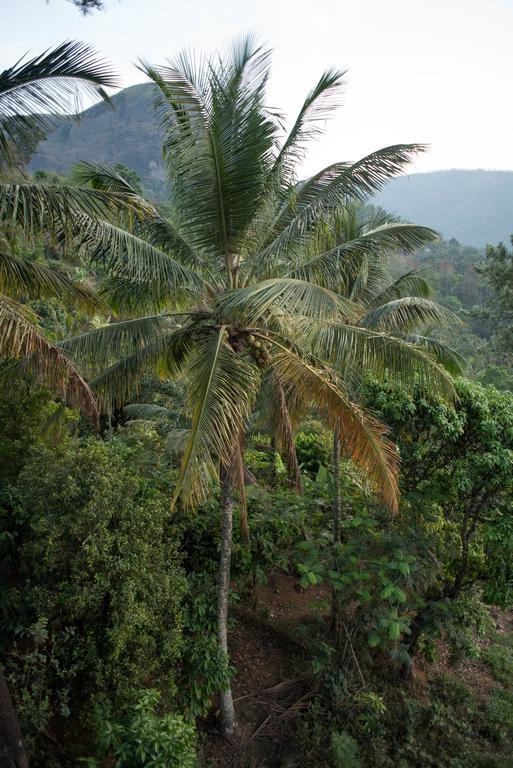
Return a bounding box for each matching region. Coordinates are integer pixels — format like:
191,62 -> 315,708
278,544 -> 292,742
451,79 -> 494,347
2,24 -> 513,768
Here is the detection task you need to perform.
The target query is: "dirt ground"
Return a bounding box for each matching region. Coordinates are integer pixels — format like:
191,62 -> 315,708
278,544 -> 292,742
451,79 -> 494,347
200,573 -> 513,768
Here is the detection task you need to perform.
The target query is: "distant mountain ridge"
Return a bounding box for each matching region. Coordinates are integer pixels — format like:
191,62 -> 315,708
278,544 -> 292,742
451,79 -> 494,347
375,170 -> 513,247
31,84 -> 513,246
31,83 -> 168,199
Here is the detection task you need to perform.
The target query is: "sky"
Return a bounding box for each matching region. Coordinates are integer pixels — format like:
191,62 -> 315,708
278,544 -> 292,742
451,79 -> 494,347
3,0 -> 513,176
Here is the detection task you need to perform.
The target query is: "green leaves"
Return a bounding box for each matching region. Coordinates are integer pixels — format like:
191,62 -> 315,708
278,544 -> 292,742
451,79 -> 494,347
172,328 -> 260,508
216,278 -> 359,325
0,295 -> 99,427
0,40 -> 117,172
269,344 -> 400,511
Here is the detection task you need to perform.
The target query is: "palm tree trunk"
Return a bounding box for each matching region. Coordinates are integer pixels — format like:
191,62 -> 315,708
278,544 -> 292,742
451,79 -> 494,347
217,468 -> 237,735
332,424 -> 341,543
330,425 -> 341,635
0,668 -> 28,767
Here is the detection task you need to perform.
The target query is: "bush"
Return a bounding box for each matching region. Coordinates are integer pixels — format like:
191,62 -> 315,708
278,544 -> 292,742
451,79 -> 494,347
330,730 -> 362,768
96,689 -> 197,767
295,430 -> 331,478
3,428 -> 186,762
484,636 -> 513,685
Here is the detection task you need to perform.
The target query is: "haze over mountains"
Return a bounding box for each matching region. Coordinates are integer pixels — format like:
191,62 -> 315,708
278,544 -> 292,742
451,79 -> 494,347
31,84 -> 513,248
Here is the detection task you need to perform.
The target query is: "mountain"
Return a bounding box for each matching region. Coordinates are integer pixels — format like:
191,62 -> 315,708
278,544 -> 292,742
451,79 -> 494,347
30,83 -> 168,199
31,85 -> 513,245
375,169 -> 513,247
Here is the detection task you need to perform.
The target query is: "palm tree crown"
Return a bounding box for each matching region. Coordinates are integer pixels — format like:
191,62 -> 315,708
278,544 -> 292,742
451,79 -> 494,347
61,35 -> 457,512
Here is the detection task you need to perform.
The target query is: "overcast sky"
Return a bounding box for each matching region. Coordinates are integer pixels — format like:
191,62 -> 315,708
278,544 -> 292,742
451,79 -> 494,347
3,0 -> 513,175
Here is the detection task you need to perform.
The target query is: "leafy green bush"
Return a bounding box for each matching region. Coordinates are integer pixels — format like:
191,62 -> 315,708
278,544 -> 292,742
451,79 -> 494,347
3,428 -> 186,761
295,430 -> 331,478
330,730 -> 362,768
96,689 -> 197,767
176,574 -> 233,720
485,689 -> 513,743
484,636 -> 513,684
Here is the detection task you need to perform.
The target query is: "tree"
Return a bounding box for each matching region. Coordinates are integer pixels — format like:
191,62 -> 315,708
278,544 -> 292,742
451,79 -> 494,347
364,377 -> 513,655
295,203 -> 462,629
0,41 -> 127,427
478,236 -> 513,374
0,39 -> 120,767
61,36 -> 455,734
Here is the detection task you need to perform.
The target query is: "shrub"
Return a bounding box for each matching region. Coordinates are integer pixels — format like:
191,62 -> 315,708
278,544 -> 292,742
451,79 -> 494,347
96,689 -> 197,767
3,428 -> 186,761
330,730 -> 362,768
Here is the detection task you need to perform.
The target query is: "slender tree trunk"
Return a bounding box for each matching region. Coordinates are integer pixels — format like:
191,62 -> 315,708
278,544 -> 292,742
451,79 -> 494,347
330,425 -> 342,635
332,424 -> 341,543
0,668 -> 28,767
217,469 -> 237,736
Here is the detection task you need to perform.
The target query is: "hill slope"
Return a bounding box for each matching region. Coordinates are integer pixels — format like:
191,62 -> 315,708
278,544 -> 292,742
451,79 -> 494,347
30,83 -> 167,199
31,85 -> 513,244
375,169 -> 513,247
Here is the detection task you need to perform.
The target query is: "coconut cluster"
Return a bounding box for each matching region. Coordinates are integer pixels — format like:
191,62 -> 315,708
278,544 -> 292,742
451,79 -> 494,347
245,334 -> 272,367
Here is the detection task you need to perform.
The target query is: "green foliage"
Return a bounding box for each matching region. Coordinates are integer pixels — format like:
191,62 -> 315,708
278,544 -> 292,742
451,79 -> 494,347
95,689 -> 197,767
364,378 -> 513,611
295,428 -> 331,478
484,635 -> 513,685
296,507 -> 428,660
2,422 -> 186,761
485,689 -> 513,743
330,730 -> 362,768
175,574 -> 233,721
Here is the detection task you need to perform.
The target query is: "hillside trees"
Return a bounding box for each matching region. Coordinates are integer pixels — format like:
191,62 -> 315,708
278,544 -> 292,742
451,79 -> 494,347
365,378 -> 513,656
58,37 -> 460,733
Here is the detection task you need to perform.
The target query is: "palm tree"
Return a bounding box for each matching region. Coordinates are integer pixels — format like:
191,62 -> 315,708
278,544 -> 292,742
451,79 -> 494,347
0,41 -> 135,426
294,203 -> 464,539
0,40 -> 121,766
60,36 -> 456,734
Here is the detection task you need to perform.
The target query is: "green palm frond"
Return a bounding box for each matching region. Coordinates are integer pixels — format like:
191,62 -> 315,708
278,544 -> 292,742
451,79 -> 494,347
272,68 -> 345,183
143,37 -> 277,264
0,294 -> 98,425
75,216 -> 206,301
172,328 -> 260,507
59,314 -> 180,374
362,296 -> 459,332
257,145 -> 427,262
0,250 -> 105,312
268,343 -> 399,511
368,268 -> 433,306
0,182 -> 144,234
0,40 -> 117,172
71,161 -> 145,199
403,334 -> 466,376
288,224 -> 437,289
216,278 -> 359,325
304,320 -> 456,399
89,326 -> 193,412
